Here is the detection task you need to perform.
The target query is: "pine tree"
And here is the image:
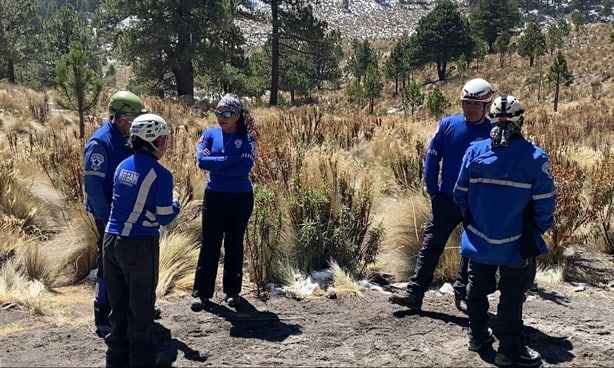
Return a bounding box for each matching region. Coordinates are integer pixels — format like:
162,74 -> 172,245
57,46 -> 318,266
401,81 -> 424,117
493,32 -> 511,67
469,0 -> 521,52
426,86 -> 451,118
55,41 -> 103,139
547,51 -> 574,112
410,0 -> 473,81
517,22 -> 546,67
364,65 -> 383,115
0,0 -> 41,83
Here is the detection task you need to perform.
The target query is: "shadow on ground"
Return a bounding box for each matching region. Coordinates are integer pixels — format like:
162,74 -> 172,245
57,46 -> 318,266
199,298 -> 303,341
153,323 -> 208,367
392,307 -> 574,366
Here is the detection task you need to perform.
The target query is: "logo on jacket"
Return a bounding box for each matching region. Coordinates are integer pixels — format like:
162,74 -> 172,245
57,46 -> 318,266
234,139 -> 243,149
118,169 -> 139,186
90,153 -> 104,171
542,162 -> 553,179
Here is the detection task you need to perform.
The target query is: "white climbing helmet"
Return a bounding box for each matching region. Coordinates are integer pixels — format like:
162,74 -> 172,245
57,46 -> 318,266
460,78 -> 494,103
130,113 -> 170,151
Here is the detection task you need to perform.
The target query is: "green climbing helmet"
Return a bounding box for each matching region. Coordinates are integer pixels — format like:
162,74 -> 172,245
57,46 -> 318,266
108,91 -> 144,119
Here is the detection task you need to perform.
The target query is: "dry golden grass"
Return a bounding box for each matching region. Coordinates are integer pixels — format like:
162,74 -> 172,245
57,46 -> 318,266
42,210 -> 98,286
330,261 -> 364,297
0,23 -> 612,308
0,260 -> 51,315
534,266 -> 564,286
157,232 -> 201,297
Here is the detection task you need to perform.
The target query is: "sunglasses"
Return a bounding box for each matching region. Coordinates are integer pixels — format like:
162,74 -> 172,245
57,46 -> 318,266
215,111 -> 234,119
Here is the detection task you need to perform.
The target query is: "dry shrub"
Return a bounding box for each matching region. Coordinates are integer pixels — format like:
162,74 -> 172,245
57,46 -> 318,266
245,186 -> 286,293
0,159 -> 41,233
370,123 -> 425,190
29,128 -> 84,204
288,147 -> 382,276
162,128 -> 207,202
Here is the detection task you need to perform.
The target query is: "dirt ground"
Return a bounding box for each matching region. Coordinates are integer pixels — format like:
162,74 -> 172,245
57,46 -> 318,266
1,271 -> 614,368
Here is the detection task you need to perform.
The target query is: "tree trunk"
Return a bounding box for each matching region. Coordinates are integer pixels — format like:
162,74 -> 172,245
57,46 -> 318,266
78,101 -> 85,140
269,0 -> 280,106
8,56 -> 16,84
394,77 -> 398,96
369,96 -> 374,114
436,60 -> 447,81
553,74 -> 560,112
172,58 -> 194,100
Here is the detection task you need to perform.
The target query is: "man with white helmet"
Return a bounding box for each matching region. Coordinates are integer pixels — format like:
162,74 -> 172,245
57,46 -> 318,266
83,90 -> 145,337
454,95 -> 555,367
389,78 -> 494,313
103,113 -> 180,367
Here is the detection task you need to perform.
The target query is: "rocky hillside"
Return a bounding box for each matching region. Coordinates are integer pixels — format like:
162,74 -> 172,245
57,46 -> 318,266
238,0 -> 436,47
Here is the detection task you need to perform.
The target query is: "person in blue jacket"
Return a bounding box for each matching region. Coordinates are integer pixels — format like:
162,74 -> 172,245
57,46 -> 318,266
389,78 -> 494,313
83,90 -> 144,337
191,93 -> 257,311
103,113 -> 180,368
454,95 -> 556,368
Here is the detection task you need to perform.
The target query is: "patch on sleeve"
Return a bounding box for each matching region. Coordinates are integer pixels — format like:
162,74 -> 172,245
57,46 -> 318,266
542,162 -> 552,179
118,169 -> 140,186
90,153 -> 104,171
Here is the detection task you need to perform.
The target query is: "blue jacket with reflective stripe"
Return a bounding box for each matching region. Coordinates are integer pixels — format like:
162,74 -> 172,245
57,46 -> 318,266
105,153 -> 180,237
424,114 -> 492,196
83,120 -> 131,220
453,137 -> 556,265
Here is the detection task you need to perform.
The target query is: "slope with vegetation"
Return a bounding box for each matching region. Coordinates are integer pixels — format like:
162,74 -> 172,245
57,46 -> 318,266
1,19 -> 613,315
0,0 -> 613,314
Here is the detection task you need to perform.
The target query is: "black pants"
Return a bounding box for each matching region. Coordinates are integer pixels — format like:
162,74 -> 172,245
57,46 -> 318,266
94,219 -> 110,325
467,258 -> 536,359
192,190 -> 254,299
407,193 -> 468,298
103,233 -> 159,367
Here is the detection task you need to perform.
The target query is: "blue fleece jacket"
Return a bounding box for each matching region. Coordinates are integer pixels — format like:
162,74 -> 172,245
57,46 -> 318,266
195,126 -> 255,193
424,114 -> 492,195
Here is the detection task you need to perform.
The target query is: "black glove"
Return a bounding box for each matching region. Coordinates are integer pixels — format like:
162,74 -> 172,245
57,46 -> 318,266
519,201 -> 541,259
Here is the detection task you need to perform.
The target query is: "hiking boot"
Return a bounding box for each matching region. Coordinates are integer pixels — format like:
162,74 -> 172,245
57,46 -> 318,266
468,327 -> 494,352
388,290 -> 423,311
495,346 -> 542,367
225,294 -> 242,307
191,296 -> 215,312
191,297 -> 205,312
455,294 -> 468,314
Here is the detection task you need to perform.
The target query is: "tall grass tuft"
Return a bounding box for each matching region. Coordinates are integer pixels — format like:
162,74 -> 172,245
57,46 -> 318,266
156,232 -> 201,297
